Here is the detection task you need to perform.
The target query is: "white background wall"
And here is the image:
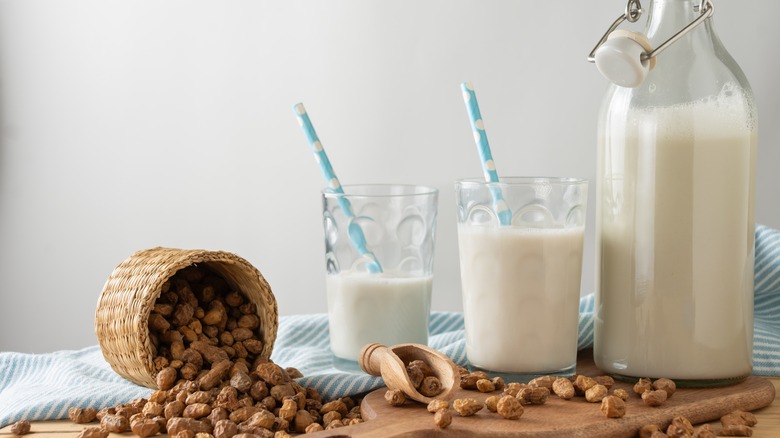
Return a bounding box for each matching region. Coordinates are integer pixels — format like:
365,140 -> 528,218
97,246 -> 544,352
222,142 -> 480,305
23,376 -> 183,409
1,1 -> 778,353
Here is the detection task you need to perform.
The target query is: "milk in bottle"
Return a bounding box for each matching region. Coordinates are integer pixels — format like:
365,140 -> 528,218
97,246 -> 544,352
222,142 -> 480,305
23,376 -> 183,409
593,0 -> 756,385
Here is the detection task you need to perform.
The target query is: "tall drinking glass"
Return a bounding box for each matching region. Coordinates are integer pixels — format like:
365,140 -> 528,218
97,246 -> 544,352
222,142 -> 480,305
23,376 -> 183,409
455,177 -> 588,380
322,184 -> 438,370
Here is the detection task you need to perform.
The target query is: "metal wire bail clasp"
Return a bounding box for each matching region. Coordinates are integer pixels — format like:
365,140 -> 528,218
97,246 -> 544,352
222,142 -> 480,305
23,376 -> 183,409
587,0 -> 644,63
587,0 -> 715,87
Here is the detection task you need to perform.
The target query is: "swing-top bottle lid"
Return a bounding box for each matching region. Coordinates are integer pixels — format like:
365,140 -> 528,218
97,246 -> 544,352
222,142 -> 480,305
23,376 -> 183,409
588,0 -> 715,88
594,30 -> 657,88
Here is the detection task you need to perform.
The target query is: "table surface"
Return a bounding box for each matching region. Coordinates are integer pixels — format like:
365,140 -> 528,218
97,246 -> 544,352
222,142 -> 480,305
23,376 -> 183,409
2,378 -> 779,437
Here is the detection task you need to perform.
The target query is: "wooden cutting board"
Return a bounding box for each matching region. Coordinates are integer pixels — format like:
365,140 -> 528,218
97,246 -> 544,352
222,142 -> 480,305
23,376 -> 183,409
312,350 -> 776,437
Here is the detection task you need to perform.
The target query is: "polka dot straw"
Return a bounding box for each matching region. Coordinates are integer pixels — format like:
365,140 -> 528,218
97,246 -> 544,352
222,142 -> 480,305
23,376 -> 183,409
460,82 -> 512,226
293,103 -> 383,273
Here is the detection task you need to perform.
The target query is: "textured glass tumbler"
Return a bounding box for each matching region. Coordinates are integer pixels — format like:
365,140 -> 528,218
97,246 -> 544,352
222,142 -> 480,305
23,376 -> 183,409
322,184 -> 438,369
455,177 -> 588,380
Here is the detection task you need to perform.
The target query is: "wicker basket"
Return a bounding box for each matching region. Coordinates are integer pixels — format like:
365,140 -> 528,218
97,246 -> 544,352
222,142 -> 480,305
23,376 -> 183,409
95,247 -> 278,388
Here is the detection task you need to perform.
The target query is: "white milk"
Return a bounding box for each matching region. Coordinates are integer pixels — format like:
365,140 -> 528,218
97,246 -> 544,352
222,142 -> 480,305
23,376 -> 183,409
458,225 -> 585,373
326,272 -> 432,362
595,95 -> 756,380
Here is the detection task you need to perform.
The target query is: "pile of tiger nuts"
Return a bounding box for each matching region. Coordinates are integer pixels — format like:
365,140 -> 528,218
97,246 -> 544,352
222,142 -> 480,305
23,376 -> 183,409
63,384 -> 361,438
638,410 -> 757,437
426,370 -> 629,427
383,358 -> 451,425
382,358 -> 446,409
405,359 -> 445,398
382,367 -> 760,436
66,265 -> 363,438
633,377 -> 677,407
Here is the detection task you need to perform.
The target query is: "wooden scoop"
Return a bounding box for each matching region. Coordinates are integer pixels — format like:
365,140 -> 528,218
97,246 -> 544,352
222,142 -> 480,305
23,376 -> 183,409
359,343 -> 460,404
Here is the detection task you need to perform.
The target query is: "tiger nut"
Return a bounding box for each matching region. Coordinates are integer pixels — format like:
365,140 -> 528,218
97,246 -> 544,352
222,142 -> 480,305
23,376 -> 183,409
496,395 -> 524,420
633,377 -> 653,396
101,414 -> 130,433
433,409 -> 452,429
476,378 -> 496,393
9,420 -> 31,435
485,395 -> 500,412
419,376 -> 444,397
574,375 -> 598,396
503,382 -> 527,397
721,410 -> 758,427
694,424 -> 717,438
552,378 -> 575,400
612,388 -> 629,401
304,423 -> 324,433
666,415 -> 694,438
166,417 -> 212,436
427,399 -> 449,413
384,389 -> 406,407
600,395 -> 626,418
156,367 -> 178,390
639,424 -> 662,438
593,375 -> 615,389
68,407 -> 98,424
453,398 -> 483,416
719,425 -> 753,437
131,418 -> 161,438
641,389 -> 668,407
585,384 -> 609,403
77,426 -> 108,438
518,386 -> 549,405
528,375 -> 556,390
653,378 -> 677,398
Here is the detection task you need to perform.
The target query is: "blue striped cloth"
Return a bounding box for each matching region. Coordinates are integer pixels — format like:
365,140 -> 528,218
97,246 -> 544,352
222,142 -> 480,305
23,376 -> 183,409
1,224 -> 778,428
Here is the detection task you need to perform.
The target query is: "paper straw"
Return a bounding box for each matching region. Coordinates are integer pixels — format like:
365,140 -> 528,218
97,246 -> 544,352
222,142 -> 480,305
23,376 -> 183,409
460,82 -> 512,226
293,102 -> 383,273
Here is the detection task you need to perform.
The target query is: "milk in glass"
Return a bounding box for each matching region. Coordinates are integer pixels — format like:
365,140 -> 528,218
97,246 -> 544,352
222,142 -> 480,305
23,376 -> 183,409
327,272 -> 432,362
458,224 -> 585,373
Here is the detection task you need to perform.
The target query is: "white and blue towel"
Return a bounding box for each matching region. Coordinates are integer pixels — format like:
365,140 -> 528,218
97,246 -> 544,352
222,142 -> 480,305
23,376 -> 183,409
1,224 -> 779,427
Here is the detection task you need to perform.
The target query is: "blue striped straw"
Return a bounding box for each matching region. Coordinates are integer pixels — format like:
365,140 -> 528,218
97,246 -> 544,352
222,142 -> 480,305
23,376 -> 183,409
293,102 -> 383,273
460,82 -> 512,226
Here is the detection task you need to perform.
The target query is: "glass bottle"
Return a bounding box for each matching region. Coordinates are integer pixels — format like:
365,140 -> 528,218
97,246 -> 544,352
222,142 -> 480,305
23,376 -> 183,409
594,0 -> 757,386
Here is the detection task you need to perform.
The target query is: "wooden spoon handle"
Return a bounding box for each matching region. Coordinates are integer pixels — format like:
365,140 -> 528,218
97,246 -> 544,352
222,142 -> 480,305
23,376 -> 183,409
359,343 -> 389,376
